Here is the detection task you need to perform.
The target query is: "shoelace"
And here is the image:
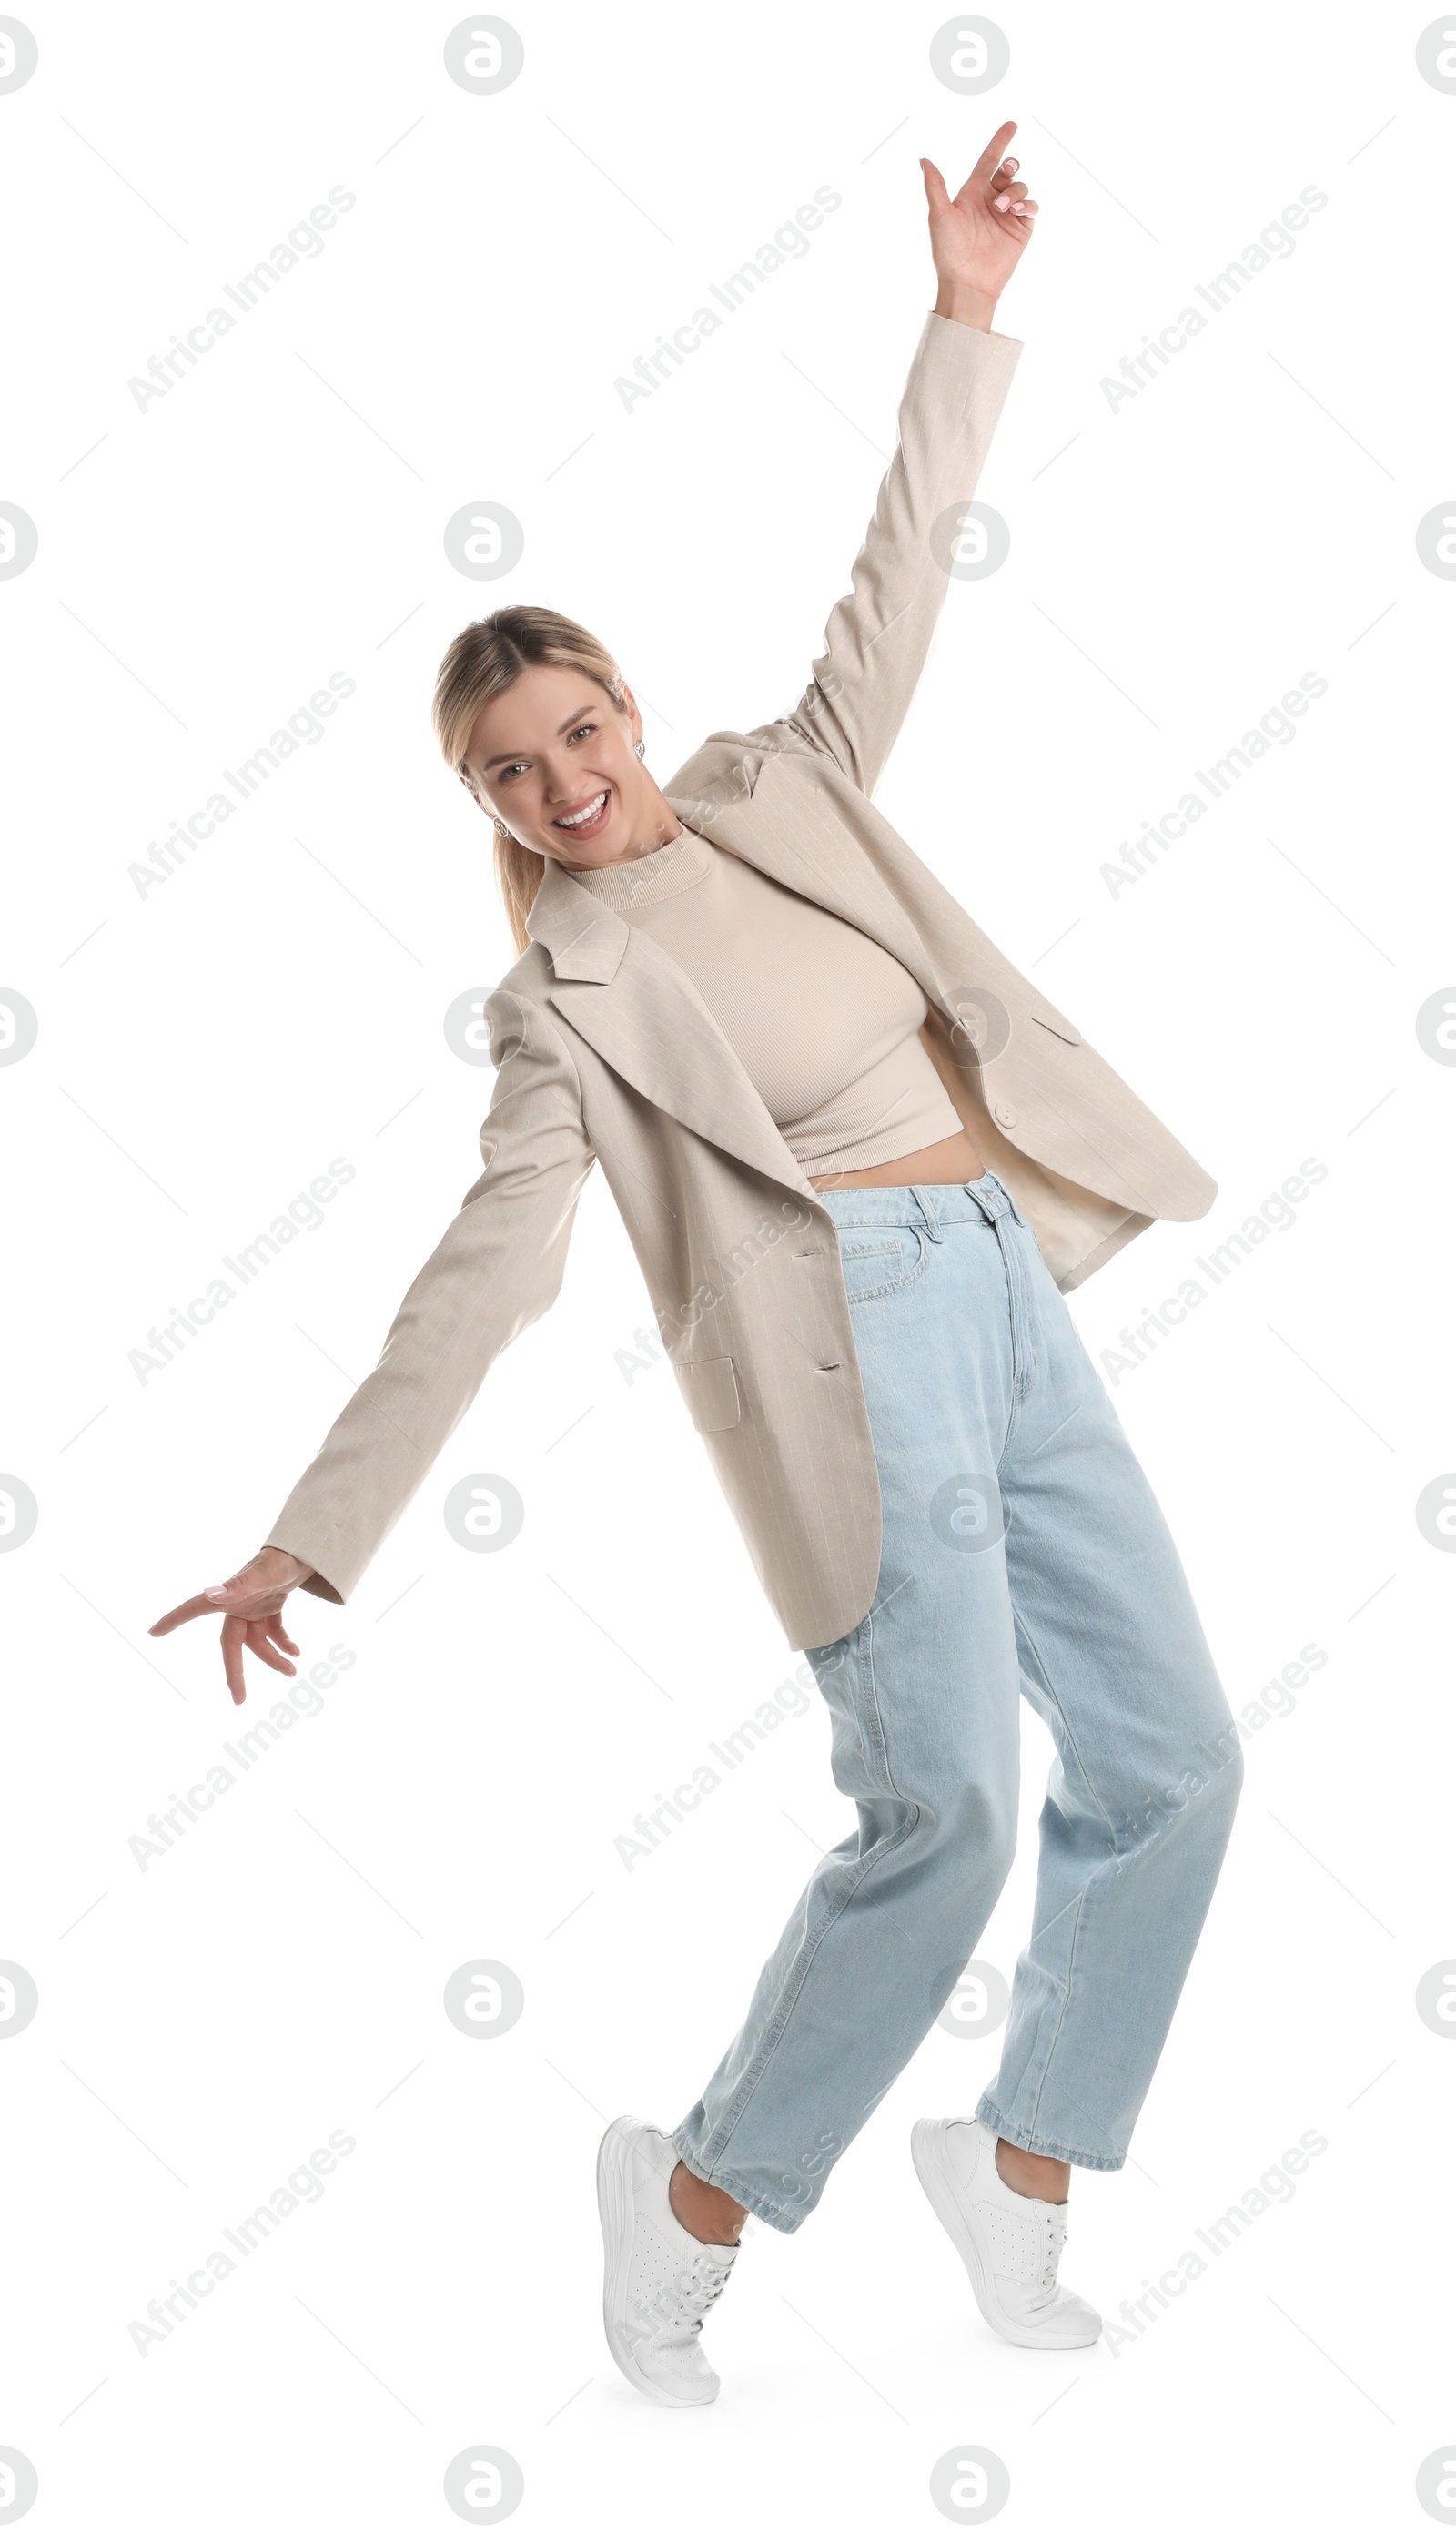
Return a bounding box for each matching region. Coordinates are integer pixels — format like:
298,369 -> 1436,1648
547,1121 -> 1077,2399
633,2249 -> 736,2347
674,2253 -> 734,2334
1029,2208 -> 1068,2308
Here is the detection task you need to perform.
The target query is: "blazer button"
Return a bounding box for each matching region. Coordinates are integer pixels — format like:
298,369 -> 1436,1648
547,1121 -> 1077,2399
994,1101 -> 1017,1128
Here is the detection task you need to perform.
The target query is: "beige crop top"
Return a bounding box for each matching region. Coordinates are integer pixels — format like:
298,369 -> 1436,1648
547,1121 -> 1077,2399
570,823 -> 962,1178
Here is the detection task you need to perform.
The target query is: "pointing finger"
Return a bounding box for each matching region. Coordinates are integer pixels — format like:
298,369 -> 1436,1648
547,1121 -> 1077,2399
149,1593 -> 221,1636
968,120 -> 1017,182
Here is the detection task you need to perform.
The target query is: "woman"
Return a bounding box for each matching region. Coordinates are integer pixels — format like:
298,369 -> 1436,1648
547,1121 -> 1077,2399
152,123 -> 1243,2407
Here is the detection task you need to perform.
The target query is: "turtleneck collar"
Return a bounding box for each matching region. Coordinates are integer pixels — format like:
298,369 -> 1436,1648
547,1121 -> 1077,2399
565,820 -> 712,912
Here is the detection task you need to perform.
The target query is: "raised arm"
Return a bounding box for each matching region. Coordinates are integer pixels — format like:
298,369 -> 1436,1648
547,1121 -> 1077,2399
748,123 -> 1036,796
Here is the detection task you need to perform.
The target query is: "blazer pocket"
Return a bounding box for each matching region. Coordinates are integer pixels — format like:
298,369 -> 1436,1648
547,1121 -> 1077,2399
1028,999 -> 1082,1047
675,1352 -> 742,1433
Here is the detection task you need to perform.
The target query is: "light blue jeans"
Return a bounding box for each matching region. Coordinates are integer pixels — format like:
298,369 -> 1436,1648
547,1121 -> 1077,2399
673,1172 -> 1242,2233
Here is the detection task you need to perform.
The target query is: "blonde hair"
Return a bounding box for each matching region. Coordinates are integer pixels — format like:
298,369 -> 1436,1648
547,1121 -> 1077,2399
432,604 -> 630,953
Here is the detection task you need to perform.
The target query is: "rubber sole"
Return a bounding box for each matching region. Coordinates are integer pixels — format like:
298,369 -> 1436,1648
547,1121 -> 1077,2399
910,2118 -> 1101,2351
596,2116 -> 717,2407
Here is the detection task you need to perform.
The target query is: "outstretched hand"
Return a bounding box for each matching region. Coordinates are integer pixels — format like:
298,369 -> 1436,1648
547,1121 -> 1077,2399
149,1545 -> 315,1706
921,121 -> 1037,316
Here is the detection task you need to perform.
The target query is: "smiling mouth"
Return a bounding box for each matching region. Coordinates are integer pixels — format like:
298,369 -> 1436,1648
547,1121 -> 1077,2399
553,788 -> 611,832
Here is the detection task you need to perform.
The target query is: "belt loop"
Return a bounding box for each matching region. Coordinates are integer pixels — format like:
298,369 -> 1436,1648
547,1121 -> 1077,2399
963,1172 -> 1006,1228
910,1184 -> 945,1241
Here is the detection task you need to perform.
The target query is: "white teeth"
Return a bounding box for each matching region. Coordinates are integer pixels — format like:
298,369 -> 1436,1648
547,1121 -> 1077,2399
556,790 -> 608,828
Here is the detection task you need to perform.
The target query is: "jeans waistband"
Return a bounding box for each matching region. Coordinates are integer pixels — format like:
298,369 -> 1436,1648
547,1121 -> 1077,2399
817,1171 -> 1020,1238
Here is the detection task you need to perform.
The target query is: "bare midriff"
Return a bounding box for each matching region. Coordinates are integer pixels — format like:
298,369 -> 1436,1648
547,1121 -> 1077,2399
808,1126 -> 986,1191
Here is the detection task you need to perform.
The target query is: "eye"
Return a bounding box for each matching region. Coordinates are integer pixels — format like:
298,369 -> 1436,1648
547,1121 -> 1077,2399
569,723 -> 594,742
498,762 -> 527,781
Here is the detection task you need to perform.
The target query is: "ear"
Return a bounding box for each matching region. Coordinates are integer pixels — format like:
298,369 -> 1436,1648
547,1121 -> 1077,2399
617,684 -> 642,748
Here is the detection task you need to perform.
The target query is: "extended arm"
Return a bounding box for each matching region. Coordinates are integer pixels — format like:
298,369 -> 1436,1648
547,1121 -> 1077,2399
262,987 -> 595,1603
746,125 -> 1036,796
150,986 -> 597,1699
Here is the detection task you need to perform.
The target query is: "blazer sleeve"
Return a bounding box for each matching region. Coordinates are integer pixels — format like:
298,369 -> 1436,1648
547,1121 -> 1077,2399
261,987 -> 595,1604
746,311 -> 1023,796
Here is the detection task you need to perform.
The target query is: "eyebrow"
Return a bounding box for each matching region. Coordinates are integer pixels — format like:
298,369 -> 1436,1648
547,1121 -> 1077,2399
478,704 -> 601,772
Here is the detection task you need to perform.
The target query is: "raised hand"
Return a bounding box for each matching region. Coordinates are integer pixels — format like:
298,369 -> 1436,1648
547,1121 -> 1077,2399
921,120 -> 1037,323
149,1544 -> 315,1706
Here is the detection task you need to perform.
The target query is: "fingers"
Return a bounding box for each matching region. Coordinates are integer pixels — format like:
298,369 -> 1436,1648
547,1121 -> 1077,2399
155,1583 -> 304,1701
152,1584 -> 279,1634
247,1615 -> 299,1677
221,1614 -> 248,1707
925,140 -> 1036,223
969,119 -> 1017,181
153,1572 -> 306,1705
220,1611 -> 300,1706
149,1591 -> 221,1636
152,1548 -> 311,1639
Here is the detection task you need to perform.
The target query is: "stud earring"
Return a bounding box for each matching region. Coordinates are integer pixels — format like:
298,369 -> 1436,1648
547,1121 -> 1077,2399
492,816 -> 509,836
634,739 -> 645,758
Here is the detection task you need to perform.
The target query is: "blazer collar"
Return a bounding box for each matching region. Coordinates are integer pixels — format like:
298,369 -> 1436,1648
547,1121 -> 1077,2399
525,851 -> 632,984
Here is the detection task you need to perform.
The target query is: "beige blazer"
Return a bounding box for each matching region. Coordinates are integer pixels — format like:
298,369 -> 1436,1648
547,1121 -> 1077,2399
266,312 -> 1216,1650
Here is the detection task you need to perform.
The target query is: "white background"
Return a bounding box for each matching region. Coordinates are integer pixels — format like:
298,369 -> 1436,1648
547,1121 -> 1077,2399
3,0 -> 1453,2532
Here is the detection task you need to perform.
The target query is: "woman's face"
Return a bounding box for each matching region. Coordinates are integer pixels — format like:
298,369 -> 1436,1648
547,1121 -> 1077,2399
460,662 -> 652,867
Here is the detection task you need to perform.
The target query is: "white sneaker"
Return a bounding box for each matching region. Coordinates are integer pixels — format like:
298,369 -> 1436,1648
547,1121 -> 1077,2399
597,2116 -> 740,2406
911,2116 -> 1101,2350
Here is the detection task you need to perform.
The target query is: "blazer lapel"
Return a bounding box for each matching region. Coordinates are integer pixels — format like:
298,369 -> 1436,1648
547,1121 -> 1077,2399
526,855 -> 821,1199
